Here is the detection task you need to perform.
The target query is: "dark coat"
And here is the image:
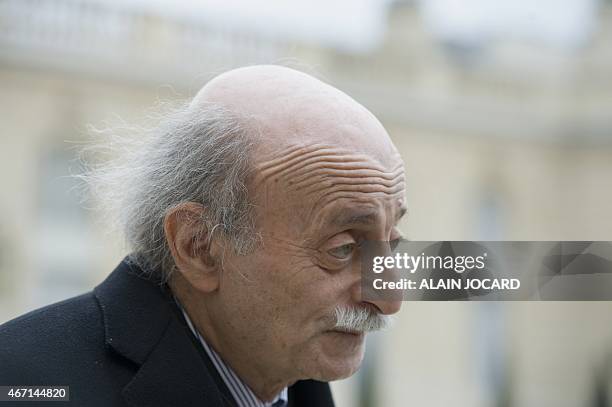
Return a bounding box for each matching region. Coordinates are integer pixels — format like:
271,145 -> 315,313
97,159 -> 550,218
0,259 -> 335,407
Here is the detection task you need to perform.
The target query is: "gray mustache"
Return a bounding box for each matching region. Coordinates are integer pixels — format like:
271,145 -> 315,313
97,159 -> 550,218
333,305 -> 393,333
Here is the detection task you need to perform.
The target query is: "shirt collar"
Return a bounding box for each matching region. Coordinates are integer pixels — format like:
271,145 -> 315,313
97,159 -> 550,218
175,297 -> 288,407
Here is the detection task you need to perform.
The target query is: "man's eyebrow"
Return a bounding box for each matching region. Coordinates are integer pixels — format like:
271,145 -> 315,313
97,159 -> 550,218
331,210 -> 379,227
330,206 -> 407,228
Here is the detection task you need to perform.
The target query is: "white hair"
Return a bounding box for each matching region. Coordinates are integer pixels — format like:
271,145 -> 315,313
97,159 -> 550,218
334,305 -> 393,333
79,101 -> 259,282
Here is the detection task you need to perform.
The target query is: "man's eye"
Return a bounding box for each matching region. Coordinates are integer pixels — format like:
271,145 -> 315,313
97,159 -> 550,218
328,243 -> 356,259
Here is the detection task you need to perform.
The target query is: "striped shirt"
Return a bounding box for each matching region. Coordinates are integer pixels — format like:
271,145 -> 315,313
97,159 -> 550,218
176,299 -> 288,407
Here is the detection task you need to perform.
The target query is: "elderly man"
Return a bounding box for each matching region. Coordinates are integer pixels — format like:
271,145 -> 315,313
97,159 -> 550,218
0,66 -> 406,406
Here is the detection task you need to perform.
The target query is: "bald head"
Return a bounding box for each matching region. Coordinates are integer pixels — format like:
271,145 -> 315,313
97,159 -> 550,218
193,65 -> 352,116
191,65 -> 398,163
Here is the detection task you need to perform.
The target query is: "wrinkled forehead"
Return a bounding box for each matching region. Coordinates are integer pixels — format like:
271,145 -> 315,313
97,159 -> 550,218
251,142 -> 406,239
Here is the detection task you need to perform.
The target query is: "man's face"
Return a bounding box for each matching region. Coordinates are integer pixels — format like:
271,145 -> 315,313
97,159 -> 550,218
213,138 -> 406,382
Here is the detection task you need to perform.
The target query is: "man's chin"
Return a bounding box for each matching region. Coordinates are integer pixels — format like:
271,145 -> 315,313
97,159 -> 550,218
311,330 -> 366,381
313,356 -> 364,382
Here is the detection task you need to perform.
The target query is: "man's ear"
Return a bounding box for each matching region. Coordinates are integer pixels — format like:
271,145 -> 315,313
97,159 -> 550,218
164,202 -> 220,293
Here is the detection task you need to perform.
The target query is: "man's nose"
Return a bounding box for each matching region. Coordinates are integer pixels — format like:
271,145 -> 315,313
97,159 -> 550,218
350,283 -> 403,315
365,297 -> 402,316
352,240 -> 403,315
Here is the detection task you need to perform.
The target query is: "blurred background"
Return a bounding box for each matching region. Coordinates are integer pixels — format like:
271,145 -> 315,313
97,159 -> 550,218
1,0 -> 612,405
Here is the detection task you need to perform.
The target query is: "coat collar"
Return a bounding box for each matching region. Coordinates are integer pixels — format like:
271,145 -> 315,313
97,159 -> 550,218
93,258 -> 226,407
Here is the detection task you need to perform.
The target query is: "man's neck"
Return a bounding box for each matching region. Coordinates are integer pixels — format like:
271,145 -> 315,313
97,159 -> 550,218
169,275 -> 294,402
